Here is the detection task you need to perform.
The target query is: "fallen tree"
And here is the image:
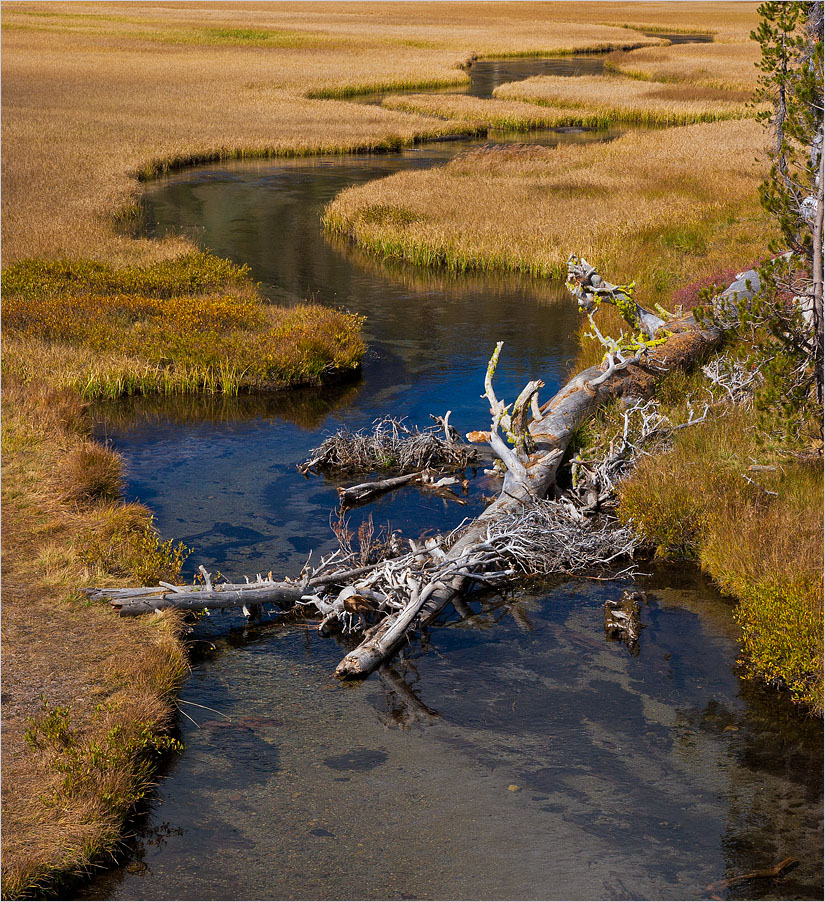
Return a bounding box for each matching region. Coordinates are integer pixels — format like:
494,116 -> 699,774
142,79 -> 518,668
86,258 -> 761,679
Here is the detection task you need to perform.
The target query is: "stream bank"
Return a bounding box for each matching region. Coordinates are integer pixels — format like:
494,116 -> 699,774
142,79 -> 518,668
85,50 -> 823,900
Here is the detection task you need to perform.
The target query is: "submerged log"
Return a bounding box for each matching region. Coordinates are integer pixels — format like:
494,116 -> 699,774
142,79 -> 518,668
87,260 -> 761,678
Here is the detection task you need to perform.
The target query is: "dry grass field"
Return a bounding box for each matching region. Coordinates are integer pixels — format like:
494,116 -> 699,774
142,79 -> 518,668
606,41 -> 762,91
3,1 -> 790,896
493,73 -> 752,123
1,1 -> 669,263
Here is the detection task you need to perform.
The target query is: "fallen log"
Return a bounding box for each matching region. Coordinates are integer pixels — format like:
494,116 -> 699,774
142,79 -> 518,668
87,258 -> 761,679
337,468 -> 468,508
337,259 -> 761,676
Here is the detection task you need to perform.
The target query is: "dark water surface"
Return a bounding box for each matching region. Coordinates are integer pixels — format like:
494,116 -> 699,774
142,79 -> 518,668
86,51 -> 822,901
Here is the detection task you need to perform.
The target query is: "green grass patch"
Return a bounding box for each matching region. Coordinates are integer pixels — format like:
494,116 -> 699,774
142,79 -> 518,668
1,254 -> 365,399
1,253 -> 252,300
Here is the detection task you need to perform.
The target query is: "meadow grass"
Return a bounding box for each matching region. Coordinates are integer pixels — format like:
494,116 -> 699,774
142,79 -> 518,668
1,374 -> 190,899
605,41 -> 761,92
381,93 -> 613,131
493,73 -> 752,125
1,256 -> 365,398
1,1 -> 679,264
323,119 -> 776,309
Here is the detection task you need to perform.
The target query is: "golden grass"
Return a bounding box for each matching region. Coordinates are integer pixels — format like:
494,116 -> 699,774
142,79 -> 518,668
324,119 -> 777,308
1,375 -> 190,898
588,1 -> 760,43
606,41 -> 761,92
381,93 -> 611,131
493,73 -> 751,124
1,295 -> 365,398
1,256 -> 365,398
0,1 -> 677,264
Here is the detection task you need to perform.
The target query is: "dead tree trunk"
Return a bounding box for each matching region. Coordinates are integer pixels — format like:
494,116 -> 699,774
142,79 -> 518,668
86,259 -> 760,680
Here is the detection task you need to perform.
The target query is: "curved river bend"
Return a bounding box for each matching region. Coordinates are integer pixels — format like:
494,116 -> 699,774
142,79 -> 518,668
85,52 -> 822,901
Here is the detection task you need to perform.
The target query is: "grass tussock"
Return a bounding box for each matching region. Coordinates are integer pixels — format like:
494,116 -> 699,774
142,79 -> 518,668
1,374 -> 190,898
1,255 -> 365,399
324,119 -> 777,309
493,73 -> 752,125
605,41 -> 762,92
62,442 -> 124,506
617,401 -> 823,712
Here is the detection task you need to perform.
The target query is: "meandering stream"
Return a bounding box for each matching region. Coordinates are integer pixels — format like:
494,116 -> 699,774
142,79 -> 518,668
84,49 -> 822,901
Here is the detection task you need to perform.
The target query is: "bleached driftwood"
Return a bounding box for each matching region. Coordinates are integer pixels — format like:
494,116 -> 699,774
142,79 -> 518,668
87,259 -> 761,679
337,468 -> 466,508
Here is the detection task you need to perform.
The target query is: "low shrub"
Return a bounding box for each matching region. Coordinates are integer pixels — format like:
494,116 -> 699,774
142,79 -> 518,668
78,505 -> 189,585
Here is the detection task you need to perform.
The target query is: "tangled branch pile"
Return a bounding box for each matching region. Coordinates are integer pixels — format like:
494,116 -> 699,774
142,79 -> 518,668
298,416 -> 475,475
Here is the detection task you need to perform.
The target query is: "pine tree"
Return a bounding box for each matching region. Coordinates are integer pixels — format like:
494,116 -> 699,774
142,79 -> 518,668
749,1 -> 824,418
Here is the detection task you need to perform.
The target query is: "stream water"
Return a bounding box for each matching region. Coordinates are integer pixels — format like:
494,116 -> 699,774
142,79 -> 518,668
84,50 -> 822,901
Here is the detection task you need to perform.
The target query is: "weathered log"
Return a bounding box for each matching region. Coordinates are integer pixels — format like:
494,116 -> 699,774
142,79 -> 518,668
705,857 -> 798,894
337,468 -> 468,508
338,470 -> 426,506
88,559 -> 396,617
334,263 -> 762,677
86,580 -> 306,615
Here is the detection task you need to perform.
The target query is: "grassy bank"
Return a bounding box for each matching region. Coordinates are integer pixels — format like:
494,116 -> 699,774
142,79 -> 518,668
614,368 -> 823,713
381,93 -> 613,131
1,374 -> 190,898
605,41 -> 761,91
0,255 -> 363,898
1,256 -> 365,399
1,1 -> 668,264
493,73 -> 752,124
323,119 -> 776,309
